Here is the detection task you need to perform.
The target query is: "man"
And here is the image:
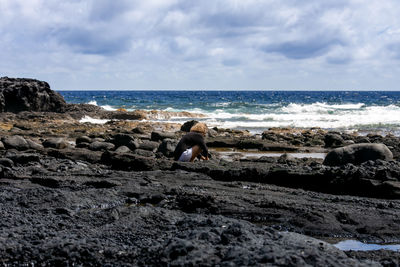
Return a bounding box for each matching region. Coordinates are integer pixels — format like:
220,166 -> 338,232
173,123 -> 209,162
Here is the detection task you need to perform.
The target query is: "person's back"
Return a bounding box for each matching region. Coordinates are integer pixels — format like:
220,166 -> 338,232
173,123 -> 209,162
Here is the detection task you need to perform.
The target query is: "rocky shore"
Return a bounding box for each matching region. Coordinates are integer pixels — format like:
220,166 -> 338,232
1,77 -> 400,266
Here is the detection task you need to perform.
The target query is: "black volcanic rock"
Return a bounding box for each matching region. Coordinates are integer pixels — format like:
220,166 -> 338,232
1,135 -> 30,151
0,77 -> 67,113
1,85 -> 400,265
42,138 -> 69,149
324,132 -> 345,148
323,143 -> 393,166
110,134 -> 139,151
0,163 -> 387,266
65,103 -> 104,113
101,151 -> 157,171
139,140 -> 159,152
157,138 -> 178,157
88,141 -> 115,152
151,131 -> 175,142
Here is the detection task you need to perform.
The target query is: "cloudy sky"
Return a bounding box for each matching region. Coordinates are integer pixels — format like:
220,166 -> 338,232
1,0 -> 400,90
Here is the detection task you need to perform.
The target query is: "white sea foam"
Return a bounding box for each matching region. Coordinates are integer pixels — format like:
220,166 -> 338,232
79,116 -> 110,124
328,103 -> 365,109
155,103 -> 400,133
281,102 -> 365,114
164,107 -> 176,112
81,100 -> 400,133
212,102 -> 231,107
87,100 -> 117,111
100,105 -> 117,111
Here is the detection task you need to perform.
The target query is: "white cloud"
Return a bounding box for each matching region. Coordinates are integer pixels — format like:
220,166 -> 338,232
1,0 -> 400,89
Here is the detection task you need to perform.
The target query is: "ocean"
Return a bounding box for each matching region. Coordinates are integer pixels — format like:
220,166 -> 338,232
58,90 -> 400,135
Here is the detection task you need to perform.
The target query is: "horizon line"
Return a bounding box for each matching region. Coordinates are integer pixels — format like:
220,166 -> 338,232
56,89 -> 400,92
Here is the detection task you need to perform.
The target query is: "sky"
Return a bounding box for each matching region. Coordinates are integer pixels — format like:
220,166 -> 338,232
1,0 -> 400,90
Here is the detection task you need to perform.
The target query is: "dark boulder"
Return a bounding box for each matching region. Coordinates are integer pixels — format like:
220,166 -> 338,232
88,141 -> 115,152
76,136 -> 92,145
157,138 -> 178,158
108,111 -> 147,120
323,143 -> 393,166
132,126 -> 146,134
355,136 -> 370,143
42,138 -> 69,149
367,133 -> 384,143
115,146 -> 131,153
0,77 -> 66,113
132,133 -> 151,140
76,142 -> 90,149
110,134 -> 139,151
2,135 -> 30,150
139,140 -> 159,152
277,153 -> 296,164
26,139 -> 44,150
151,131 -> 175,142
324,133 -> 345,148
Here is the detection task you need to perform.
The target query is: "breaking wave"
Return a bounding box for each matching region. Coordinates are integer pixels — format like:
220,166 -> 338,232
60,91 -> 400,134
161,102 -> 400,134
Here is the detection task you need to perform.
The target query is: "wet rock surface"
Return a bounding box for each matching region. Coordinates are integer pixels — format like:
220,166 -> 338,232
1,84 -> 400,265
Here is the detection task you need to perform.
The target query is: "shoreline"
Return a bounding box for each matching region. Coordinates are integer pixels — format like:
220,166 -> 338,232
58,89 -> 400,137
78,108 -> 400,137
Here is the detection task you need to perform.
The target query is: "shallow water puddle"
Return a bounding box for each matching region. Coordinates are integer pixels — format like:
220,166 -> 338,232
334,240 -> 400,251
210,148 -> 326,160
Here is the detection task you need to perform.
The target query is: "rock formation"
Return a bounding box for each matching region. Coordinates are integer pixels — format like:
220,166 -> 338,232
323,143 -> 393,166
0,77 -> 66,112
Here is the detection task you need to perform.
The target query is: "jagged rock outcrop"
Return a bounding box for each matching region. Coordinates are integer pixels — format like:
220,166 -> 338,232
0,77 -> 66,112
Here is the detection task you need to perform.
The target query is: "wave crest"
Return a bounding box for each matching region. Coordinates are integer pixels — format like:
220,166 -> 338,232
158,103 -> 400,133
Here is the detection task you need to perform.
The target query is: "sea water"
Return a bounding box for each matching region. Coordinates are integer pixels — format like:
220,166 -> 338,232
334,240 -> 400,251
58,91 -> 400,135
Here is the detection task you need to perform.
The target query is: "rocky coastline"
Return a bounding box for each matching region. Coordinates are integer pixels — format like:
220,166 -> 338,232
1,77 -> 400,266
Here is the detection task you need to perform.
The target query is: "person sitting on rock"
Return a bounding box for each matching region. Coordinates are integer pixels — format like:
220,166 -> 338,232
174,123 -> 209,162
